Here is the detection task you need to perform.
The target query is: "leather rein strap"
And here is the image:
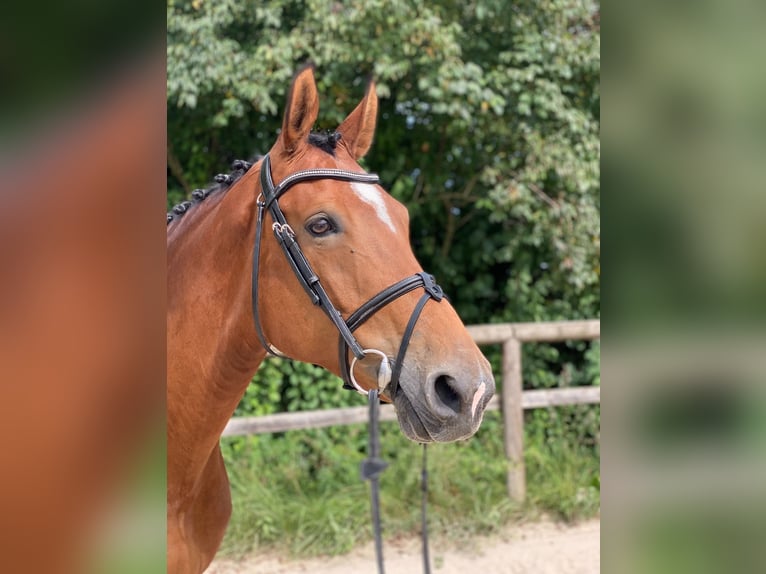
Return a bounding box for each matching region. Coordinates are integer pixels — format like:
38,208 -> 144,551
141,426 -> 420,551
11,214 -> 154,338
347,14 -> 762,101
251,153 -> 445,397
361,390 -> 433,574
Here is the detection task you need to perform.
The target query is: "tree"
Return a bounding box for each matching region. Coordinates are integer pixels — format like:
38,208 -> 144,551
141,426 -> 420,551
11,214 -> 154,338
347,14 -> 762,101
167,0 -> 600,413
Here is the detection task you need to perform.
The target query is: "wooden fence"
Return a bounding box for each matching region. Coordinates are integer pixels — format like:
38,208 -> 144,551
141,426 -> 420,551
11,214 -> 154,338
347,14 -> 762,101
223,319 -> 600,502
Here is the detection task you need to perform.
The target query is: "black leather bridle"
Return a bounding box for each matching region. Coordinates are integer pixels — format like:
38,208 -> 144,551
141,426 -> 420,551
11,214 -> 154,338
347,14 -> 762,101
251,153 -> 446,399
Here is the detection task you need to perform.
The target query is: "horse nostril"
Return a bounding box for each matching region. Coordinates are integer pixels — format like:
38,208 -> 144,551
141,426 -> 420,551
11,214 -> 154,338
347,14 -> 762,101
434,374 -> 461,415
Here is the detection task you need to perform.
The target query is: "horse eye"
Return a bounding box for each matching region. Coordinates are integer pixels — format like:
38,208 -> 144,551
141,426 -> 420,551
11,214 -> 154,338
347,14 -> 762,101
306,216 -> 335,237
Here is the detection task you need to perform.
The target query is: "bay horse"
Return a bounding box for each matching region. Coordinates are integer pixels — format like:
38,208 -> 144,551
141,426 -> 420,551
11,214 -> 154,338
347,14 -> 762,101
167,66 -> 495,573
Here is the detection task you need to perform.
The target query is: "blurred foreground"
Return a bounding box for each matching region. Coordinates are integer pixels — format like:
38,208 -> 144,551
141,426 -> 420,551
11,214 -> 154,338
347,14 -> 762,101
605,0 -> 766,572
0,35 -> 166,574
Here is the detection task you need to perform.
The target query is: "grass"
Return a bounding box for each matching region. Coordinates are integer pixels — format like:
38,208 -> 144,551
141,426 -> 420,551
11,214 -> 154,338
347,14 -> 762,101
218,409 -> 600,559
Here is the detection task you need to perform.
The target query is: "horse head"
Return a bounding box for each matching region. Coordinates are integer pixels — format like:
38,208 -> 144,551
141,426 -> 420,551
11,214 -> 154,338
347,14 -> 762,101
254,66 -> 495,442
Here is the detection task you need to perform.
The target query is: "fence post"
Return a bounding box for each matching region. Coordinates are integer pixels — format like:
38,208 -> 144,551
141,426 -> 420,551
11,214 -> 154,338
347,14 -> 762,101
502,337 -> 525,502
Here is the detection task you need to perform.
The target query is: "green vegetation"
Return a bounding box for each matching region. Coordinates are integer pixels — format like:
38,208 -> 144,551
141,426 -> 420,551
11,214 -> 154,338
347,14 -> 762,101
167,0 -> 600,557
220,406 -> 599,559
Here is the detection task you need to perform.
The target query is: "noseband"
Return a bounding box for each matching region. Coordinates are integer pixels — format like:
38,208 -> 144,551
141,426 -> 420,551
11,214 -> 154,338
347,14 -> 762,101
252,154 -> 445,399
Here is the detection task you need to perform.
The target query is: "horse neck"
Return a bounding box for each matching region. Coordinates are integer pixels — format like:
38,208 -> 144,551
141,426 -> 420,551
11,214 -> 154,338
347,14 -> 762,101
167,178 -> 266,456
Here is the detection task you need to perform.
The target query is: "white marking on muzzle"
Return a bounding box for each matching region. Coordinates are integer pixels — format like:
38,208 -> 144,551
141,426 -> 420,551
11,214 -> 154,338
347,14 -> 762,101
351,182 -> 396,233
471,381 -> 487,418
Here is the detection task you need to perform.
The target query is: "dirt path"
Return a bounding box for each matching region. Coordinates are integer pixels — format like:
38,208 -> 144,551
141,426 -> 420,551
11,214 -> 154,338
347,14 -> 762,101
207,518 -> 600,574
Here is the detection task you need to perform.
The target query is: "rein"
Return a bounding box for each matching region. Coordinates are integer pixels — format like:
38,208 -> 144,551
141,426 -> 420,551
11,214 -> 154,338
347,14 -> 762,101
362,390 -> 432,574
251,153 -> 439,573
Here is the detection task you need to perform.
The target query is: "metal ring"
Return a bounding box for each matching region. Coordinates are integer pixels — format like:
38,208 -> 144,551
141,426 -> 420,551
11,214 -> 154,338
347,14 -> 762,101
349,349 -> 391,396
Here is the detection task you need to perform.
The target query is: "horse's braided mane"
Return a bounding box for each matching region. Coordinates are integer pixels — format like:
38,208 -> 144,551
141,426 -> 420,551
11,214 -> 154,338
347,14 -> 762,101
166,156 -> 259,226
167,130 -> 342,226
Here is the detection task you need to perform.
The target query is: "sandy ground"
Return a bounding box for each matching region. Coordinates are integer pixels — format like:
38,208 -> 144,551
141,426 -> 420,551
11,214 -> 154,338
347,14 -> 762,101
207,518 -> 600,574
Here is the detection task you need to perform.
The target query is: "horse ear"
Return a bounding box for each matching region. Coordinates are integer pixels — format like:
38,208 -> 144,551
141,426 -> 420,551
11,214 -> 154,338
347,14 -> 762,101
337,80 -> 378,159
280,65 -> 319,154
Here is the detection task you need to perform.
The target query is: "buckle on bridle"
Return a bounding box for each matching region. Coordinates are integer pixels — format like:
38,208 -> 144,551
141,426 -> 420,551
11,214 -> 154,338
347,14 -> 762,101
272,222 -> 295,239
349,349 -> 392,396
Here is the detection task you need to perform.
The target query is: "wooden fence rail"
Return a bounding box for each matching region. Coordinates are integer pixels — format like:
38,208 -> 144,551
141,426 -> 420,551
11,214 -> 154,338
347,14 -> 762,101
223,319 -> 600,502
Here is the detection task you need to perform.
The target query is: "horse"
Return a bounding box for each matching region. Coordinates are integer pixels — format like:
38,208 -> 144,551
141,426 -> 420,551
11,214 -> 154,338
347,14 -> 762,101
167,66 -> 496,573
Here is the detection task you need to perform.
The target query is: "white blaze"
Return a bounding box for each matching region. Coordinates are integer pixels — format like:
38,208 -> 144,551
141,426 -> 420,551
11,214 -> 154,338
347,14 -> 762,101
351,182 -> 396,233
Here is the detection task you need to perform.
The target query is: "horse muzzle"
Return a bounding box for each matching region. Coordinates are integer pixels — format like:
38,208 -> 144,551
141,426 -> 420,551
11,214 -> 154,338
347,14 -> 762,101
391,362 -> 495,443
